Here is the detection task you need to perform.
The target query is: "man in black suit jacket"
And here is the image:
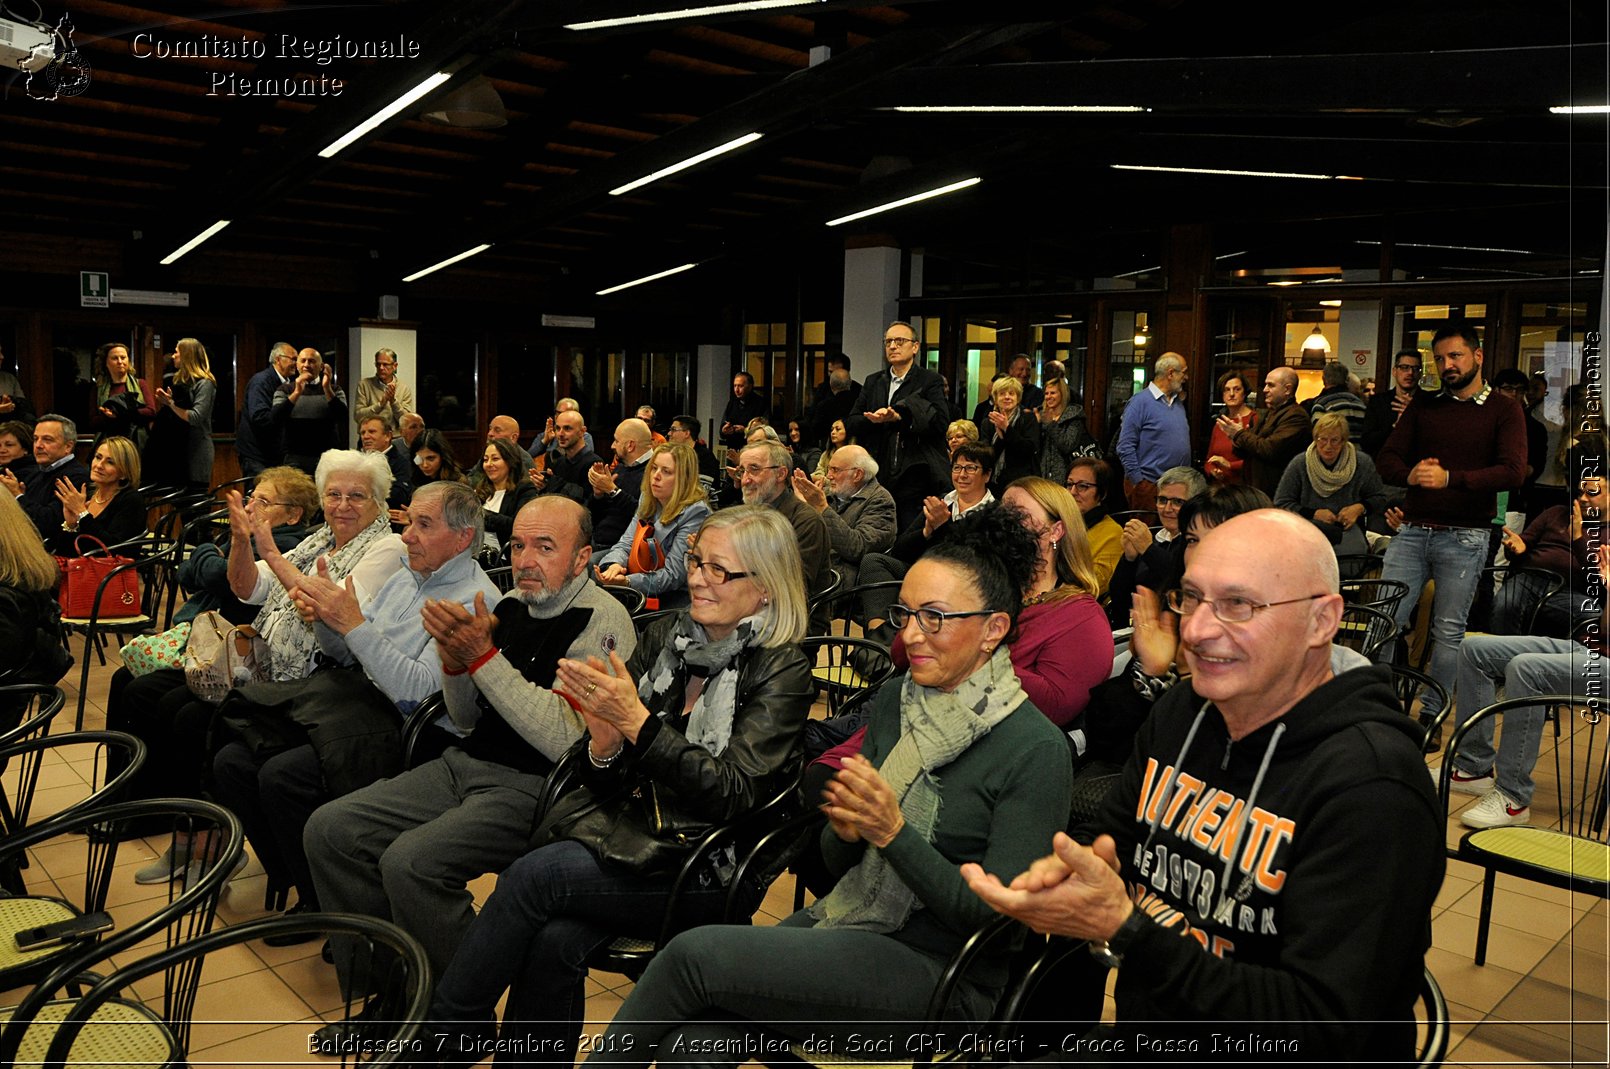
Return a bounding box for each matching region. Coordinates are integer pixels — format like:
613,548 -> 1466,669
359,415 -> 413,512
718,371 -> 769,452
532,410 -> 600,504
846,321 -> 952,529
237,342 -> 297,477
14,413 -> 90,539
807,353 -> 862,448
587,418 -> 653,551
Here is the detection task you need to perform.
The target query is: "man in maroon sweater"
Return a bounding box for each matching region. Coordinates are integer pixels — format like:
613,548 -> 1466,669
1375,321 -> 1528,726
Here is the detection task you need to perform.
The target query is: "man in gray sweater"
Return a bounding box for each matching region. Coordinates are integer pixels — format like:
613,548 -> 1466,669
304,496 -> 635,1019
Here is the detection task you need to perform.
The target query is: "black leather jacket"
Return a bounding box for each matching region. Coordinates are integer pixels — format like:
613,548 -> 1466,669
571,613 -> 814,854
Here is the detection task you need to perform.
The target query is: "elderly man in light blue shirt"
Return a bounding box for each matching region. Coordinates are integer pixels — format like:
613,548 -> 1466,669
1116,352 -> 1192,513
209,480 -> 500,940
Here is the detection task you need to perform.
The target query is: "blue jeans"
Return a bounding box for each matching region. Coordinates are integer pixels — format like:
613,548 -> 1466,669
428,839 -> 726,1066
1381,524 -> 1492,714
1452,634 -> 1604,807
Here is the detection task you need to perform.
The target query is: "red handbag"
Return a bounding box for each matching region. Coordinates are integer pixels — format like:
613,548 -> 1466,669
56,535 -> 141,620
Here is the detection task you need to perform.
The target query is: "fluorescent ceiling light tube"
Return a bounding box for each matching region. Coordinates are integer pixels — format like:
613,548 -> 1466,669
609,132 -> 763,196
825,176 -> 982,227
1112,164 -> 1363,181
1355,239 -> 1541,256
402,243 -> 493,282
1549,104 -> 1609,114
597,262 -> 698,295
567,1 -> 822,31
320,71 -> 453,159
160,219 -> 230,265
888,105 -> 1148,113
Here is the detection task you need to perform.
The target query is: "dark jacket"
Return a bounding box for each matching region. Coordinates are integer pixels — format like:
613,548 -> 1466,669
176,523 -> 308,626
21,457 -> 89,541
1080,664 -> 1443,1061
550,613 -> 813,874
590,456 -> 648,552
719,391 -> 771,450
847,365 -> 951,495
808,379 -> 862,447
0,584 -> 71,692
236,366 -> 289,474
987,410 -> 1042,493
540,444 -> 602,504
1229,399 -> 1312,494
481,482 -> 539,546
378,440 -> 413,510
1039,405 -> 1094,483
1360,388 -> 1415,457
48,485 -> 145,555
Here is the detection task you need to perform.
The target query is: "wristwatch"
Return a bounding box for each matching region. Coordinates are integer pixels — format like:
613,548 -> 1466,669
1087,907 -> 1150,970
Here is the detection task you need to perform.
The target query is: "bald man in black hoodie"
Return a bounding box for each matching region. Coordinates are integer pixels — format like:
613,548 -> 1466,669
966,510 -> 1443,1063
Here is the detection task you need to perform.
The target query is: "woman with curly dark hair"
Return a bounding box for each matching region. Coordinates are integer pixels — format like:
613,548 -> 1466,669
591,504 -> 1073,1066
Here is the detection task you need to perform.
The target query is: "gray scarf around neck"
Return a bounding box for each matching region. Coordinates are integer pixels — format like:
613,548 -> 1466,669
808,646 -> 1026,932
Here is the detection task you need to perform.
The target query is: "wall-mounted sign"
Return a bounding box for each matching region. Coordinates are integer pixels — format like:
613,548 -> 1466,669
80,271 -> 109,308
541,314 -> 596,329
111,289 -> 190,308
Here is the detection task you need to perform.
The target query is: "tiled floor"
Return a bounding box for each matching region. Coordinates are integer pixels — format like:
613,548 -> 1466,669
4,651 -> 1606,1066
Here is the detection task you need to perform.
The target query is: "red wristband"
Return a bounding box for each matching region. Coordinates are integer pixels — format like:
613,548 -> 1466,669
465,646 -> 499,675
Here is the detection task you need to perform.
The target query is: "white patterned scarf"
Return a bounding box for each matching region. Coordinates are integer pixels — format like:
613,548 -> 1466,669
253,514 -> 394,681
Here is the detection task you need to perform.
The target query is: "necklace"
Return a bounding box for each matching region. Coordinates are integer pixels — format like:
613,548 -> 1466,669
1022,588 -> 1054,606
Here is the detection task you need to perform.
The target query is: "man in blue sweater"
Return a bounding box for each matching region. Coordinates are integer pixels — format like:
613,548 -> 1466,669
1116,352 -> 1191,513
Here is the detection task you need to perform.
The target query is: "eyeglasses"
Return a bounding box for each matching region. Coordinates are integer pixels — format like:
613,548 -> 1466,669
887,603 -> 996,634
1155,496 -> 1189,510
324,491 -> 372,506
951,463 -> 983,475
1067,480 -> 1098,493
738,464 -> 783,477
826,466 -> 853,476
686,553 -> 751,585
1166,588 -> 1327,623
1394,363 -> 1421,372
249,494 -> 289,508
883,337 -> 916,347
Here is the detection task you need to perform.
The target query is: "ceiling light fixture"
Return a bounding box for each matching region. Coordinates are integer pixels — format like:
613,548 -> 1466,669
402,243 -> 493,283
1112,164 -> 1364,181
825,177 -> 981,227
1549,104 -> 1610,114
609,132 -> 763,196
887,105 -> 1149,113
160,219 -> 230,265
597,262 -> 699,296
1355,239 -> 1543,256
566,0 -> 823,32
320,71 -> 453,158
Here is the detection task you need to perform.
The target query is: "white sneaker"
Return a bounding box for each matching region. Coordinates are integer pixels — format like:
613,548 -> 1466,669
1461,789 -> 1531,829
1430,763 -> 1495,796
133,840 -> 192,885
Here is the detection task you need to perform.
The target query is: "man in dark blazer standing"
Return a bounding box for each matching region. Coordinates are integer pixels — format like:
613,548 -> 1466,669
237,341 -> 296,477
846,320 -> 951,530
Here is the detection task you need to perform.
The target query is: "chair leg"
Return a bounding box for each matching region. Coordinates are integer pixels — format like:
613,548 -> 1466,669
1474,868 -> 1497,967
75,639 -> 94,731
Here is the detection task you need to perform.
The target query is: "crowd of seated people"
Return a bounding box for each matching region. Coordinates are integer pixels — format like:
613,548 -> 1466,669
3,328 -> 1600,1064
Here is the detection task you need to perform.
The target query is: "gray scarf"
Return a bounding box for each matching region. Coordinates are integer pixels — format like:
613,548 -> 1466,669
636,612 -> 761,757
808,646 -> 1025,932
1304,441 -> 1357,498
253,514 -> 395,681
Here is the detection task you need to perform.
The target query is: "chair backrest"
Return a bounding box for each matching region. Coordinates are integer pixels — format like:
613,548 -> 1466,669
1335,603 -> 1398,662
12,911 -> 426,1069
797,636 -> 894,719
633,607 -> 682,635
1385,664 -> 1449,747
1478,565 -> 1566,635
807,567 -> 843,613
1418,966 -> 1450,1067
1340,577 -> 1411,617
824,579 -> 905,637
1442,693 -> 1609,841
483,564 -> 515,593
0,684 -> 65,750
0,797 -> 242,1044
600,582 -> 647,616
1335,553 -> 1386,581
1109,509 -> 1160,528
0,730 -> 146,853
